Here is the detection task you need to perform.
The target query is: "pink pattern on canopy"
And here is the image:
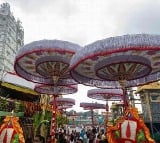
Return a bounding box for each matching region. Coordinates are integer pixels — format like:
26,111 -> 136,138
70,34 -> 160,88
80,102 -> 106,110
87,88 -> 123,101
80,102 -> 106,125
14,39 -> 81,85
49,97 -> 75,106
34,84 -> 77,95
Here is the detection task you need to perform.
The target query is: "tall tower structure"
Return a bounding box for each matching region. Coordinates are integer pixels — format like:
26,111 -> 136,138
0,3 -> 24,78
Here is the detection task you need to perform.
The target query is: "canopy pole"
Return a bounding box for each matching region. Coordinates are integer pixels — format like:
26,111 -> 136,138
51,95 -> 57,143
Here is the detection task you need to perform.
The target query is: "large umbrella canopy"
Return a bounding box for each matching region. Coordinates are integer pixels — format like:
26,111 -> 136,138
50,97 -> 75,106
49,97 -> 75,115
34,79 -> 77,142
34,84 -> 77,95
57,105 -> 73,110
80,102 -> 106,125
87,88 -> 123,129
80,102 -> 106,110
14,40 -> 81,85
70,34 -> 160,88
14,40 -> 81,143
87,88 -> 123,101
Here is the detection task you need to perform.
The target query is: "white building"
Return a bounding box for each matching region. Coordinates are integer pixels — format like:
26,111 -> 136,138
0,3 -> 24,78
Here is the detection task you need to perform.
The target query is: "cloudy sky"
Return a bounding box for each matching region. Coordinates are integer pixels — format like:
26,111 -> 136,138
1,0 -> 159,112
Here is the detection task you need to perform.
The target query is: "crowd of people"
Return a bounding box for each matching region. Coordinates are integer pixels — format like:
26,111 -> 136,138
55,126 -> 108,143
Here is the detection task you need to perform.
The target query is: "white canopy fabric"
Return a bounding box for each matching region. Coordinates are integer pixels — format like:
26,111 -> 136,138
2,72 -> 35,89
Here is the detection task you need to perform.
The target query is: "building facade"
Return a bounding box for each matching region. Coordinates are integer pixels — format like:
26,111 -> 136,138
0,3 -> 24,78
136,82 -> 160,123
136,82 -> 160,135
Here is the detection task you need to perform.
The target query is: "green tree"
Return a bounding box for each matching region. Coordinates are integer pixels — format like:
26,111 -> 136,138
56,114 -> 67,127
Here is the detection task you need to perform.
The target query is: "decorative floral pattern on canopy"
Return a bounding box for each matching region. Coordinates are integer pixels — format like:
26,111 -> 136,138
70,34 -> 160,88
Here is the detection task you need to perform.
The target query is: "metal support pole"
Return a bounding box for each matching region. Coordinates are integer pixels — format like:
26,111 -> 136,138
106,101 -> 109,131
122,88 -> 128,111
51,96 -> 57,143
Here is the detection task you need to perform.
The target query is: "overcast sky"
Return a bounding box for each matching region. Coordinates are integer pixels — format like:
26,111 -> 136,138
1,0 -> 158,112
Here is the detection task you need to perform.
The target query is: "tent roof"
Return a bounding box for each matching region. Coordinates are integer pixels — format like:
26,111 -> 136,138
2,72 -> 35,89
0,72 -> 39,101
136,82 -> 160,93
